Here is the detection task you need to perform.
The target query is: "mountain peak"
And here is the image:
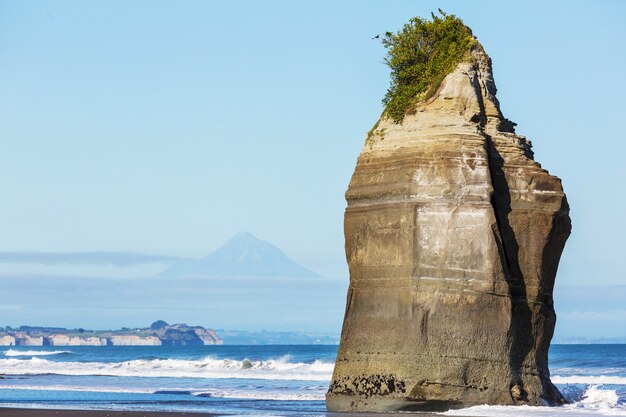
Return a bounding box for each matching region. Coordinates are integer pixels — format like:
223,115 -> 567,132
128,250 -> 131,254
225,231 -> 262,245
230,231 -> 257,240
159,233 -> 320,278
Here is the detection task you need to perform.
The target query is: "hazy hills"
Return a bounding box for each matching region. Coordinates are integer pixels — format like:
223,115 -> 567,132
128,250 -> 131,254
0,232 -> 321,278
159,232 -> 320,278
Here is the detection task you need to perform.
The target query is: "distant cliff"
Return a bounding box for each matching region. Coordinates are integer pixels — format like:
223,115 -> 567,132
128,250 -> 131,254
0,321 -> 222,346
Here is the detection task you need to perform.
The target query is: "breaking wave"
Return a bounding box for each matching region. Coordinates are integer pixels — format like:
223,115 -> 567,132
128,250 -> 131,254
0,384 -> 326,401
444,385 -> 626,416
188,390 -> 323,400
0,385 -> 155,394
2,349 -> 72,357
577,385 -> 621,408
553,375 -> 626,385
0,356 -> 334,381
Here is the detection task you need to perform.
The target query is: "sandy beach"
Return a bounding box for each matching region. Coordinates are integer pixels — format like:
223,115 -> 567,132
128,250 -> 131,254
0,409 -> 460,417
0,409 -> 221,417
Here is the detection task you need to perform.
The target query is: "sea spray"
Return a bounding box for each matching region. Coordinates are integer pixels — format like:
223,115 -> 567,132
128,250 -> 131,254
2,349 -> 72,357
443,385 -> 626,416
553,375 -> 626,385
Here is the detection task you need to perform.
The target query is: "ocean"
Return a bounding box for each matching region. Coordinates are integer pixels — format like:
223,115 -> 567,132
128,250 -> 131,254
0,344 -> 625,416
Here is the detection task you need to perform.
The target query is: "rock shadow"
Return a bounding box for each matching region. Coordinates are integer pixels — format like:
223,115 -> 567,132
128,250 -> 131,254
484,136 -> 534,394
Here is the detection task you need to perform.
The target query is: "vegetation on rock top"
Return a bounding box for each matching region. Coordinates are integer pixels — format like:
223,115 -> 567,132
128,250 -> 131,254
381,12 -> 476,123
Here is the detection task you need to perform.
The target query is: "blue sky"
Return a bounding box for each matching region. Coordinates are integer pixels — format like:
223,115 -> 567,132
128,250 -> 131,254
0,1 -> 625,337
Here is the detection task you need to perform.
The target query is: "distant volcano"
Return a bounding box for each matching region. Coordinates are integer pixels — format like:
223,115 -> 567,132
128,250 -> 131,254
159,232 -> 320,278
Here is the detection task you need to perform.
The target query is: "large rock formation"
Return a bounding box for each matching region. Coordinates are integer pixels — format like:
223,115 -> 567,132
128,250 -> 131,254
327,44 -> 570,411
154,323 -> 223,346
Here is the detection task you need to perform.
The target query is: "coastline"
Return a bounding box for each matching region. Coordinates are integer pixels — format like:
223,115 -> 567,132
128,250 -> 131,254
0,408 -> 221,417
3,344 -> 623,416
0,408 -> 466,417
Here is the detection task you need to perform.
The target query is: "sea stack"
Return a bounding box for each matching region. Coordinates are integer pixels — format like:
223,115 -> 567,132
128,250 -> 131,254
327,15 -> 571,411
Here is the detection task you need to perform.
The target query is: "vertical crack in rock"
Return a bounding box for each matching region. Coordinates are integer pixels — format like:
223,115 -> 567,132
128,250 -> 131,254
484,132 -> 534,401
327,43 -> 571,412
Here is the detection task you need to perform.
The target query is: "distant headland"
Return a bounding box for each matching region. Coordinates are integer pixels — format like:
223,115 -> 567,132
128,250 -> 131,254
0,320 -> 222,346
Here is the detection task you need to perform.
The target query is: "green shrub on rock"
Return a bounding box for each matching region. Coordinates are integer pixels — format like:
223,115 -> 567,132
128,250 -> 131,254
381,12 -> 476,123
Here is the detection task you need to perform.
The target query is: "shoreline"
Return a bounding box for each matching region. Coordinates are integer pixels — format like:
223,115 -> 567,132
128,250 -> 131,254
0,407 -> 461,417
0,409 -> 221,417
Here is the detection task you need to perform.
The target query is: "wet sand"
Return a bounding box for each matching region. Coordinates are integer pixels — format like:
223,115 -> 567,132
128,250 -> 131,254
0,408 -> 465,417
0,409 -> 220,417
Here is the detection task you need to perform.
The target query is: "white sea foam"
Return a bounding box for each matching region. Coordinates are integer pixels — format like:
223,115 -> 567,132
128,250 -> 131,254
553,375 -> 626,385
0,384 -> 326,401
578,385 -> 621,409
2,349 -> 72,357
192,389 -> 325,400
554,367 -> 626,376
0,356 -> 334,381
444,385 -> 626,416
0,385 -> 155,394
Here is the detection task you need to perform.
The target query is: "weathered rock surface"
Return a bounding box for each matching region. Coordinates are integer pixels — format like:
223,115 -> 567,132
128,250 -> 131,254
0,335 -> 16,346
108,335 -> 162,346
13,334 -> 44,346
327,45 -> 570,411
46,335 -> 107,346
154,324 -> 223,346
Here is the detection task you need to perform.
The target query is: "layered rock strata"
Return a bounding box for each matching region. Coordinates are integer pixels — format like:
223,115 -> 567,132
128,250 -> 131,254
327,46 -> 570,411
46,335 -> 107,346
108,335 -> 162,346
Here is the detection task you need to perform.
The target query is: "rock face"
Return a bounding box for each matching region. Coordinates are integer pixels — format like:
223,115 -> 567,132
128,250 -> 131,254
0,335 -> 16,346
154,324 -> 223,346
46,335 -> 107,346
13,334 -> 44,346
192,327 -> 223,345
327,45 -> 571,411
108,335 -> 162,346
